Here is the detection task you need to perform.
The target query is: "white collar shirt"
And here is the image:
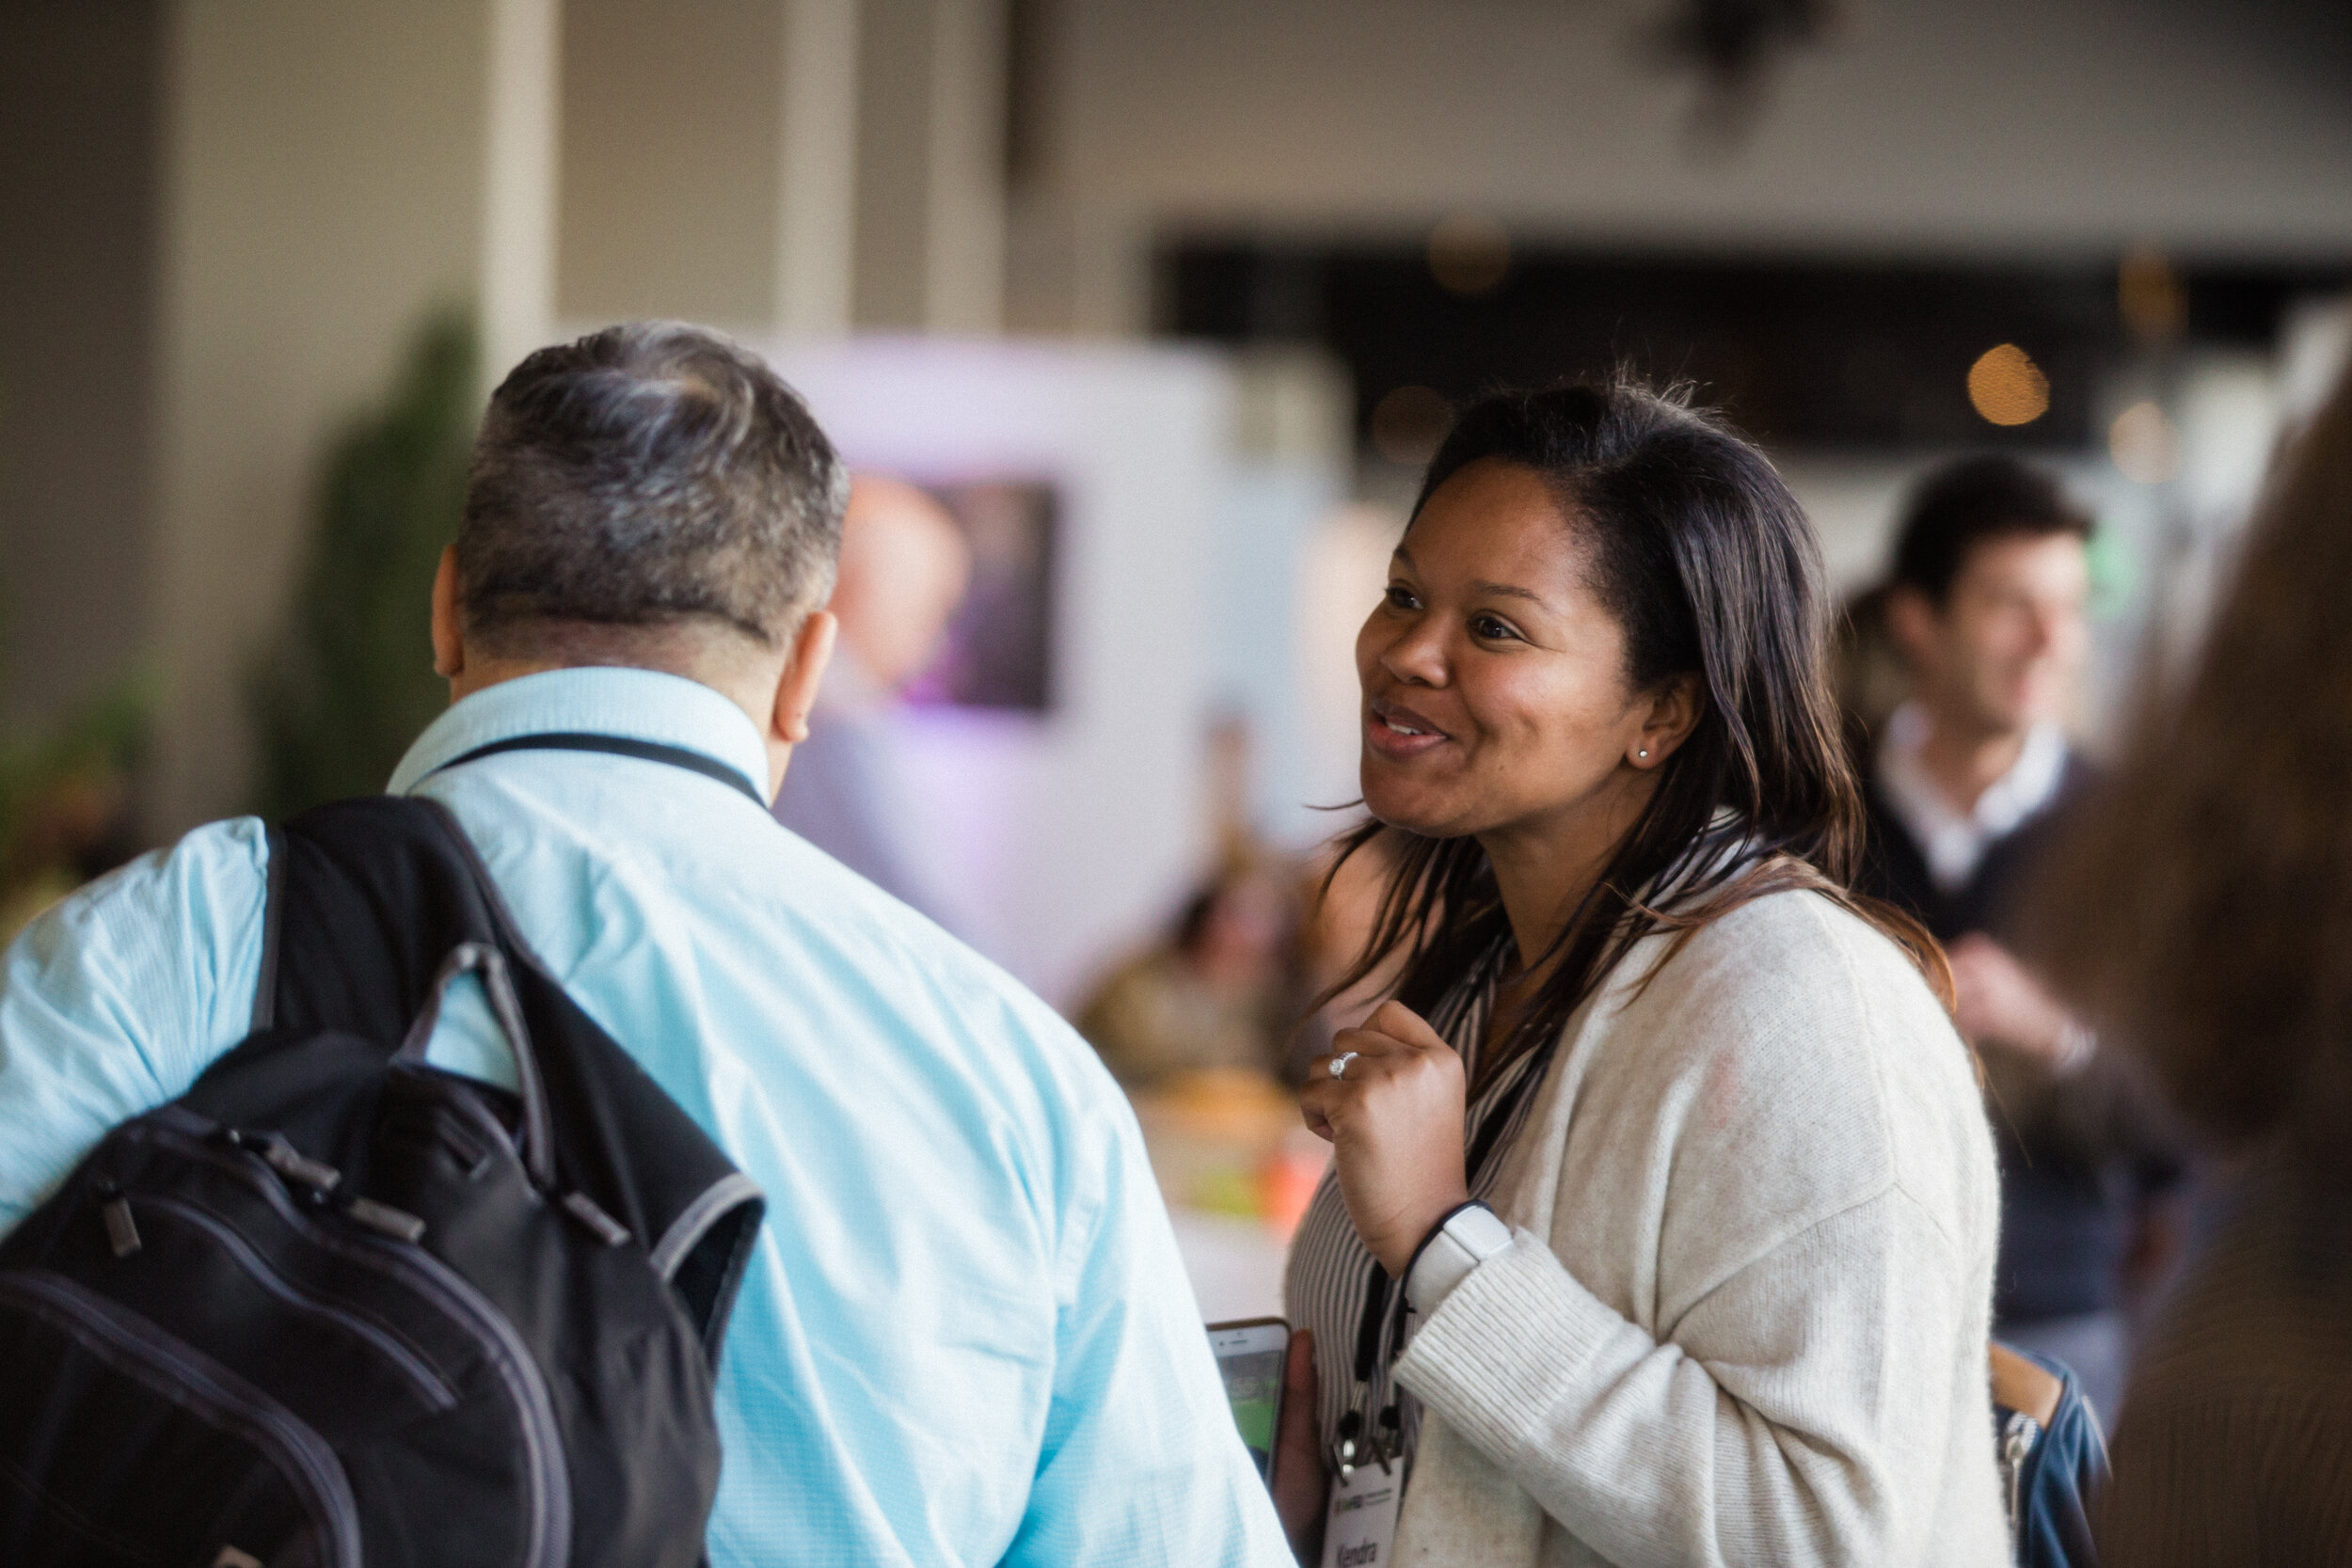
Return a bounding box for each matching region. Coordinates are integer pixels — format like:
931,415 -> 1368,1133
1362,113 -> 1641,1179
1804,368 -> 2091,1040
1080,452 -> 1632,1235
1875,701 -> 2069,895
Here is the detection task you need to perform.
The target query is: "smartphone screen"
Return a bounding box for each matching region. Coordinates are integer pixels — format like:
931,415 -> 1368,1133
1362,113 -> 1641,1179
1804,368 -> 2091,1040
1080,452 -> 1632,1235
1207,1318 -> 1289,1484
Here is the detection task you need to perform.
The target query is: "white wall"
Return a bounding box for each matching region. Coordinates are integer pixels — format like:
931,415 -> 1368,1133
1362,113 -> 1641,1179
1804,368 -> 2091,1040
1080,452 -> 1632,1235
758,338 -> 1233,1006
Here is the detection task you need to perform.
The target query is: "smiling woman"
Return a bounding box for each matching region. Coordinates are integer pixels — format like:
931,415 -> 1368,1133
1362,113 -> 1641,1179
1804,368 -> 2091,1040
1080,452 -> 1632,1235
1276,381 -> 2007,1568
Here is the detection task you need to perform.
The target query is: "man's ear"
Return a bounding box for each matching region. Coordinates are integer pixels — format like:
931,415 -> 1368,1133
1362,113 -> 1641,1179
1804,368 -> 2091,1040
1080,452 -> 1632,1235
1882,584 -> 1941,673
431,545 -> 465,681
1629,671 -> 1706,770
771,609 -> 838,748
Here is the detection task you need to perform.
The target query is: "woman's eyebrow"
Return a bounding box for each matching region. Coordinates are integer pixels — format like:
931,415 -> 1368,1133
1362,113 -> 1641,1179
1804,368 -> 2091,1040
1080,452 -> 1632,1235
1392,546 -> 1551,610
1471,579 -> 1549,608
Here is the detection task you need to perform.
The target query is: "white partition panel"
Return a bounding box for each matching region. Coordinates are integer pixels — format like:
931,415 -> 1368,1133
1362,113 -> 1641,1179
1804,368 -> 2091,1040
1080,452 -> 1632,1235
760,338 -> 1232,1008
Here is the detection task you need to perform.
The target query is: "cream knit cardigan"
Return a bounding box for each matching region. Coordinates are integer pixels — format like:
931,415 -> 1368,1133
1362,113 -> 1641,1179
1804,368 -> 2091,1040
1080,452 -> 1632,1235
1390,888 -> 2008,1567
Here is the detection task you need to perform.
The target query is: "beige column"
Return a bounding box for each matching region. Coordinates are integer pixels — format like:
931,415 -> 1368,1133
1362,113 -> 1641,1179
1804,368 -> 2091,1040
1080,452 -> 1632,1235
558,0 -> 859,339
921,0 -> 1007,334
777,0 -> 863,337
148,0 -> 559,832
483,0 -> 562,385
853,0 -> 1009,333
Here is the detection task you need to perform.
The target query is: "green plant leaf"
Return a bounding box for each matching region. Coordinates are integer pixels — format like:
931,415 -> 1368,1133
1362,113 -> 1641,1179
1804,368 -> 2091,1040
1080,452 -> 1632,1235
249,309 -> 477,819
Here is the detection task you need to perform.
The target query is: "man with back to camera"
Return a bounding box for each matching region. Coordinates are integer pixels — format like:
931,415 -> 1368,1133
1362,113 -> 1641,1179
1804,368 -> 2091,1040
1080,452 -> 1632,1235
0,324 -> 1291,1564
1857,454 -> 2185,1421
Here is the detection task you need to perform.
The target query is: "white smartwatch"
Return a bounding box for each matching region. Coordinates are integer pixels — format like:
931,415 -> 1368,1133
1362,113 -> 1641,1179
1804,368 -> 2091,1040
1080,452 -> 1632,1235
1404,1200 -> 1515,1315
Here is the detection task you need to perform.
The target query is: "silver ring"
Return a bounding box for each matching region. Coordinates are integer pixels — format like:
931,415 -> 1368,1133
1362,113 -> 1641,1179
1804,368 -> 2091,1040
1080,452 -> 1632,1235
1328,1051 -> 1359,1080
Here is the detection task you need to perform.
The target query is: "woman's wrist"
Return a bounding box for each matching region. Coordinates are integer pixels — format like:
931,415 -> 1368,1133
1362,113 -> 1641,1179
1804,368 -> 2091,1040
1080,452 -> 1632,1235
1369,1181 -> 1471,1276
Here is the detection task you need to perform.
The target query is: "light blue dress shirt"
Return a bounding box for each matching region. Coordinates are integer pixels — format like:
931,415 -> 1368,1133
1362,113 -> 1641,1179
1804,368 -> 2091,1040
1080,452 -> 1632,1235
0,666 -> 1289,1567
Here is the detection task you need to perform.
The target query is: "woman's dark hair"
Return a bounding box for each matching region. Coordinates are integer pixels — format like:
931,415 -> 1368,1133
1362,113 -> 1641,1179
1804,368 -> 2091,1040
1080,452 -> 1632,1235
2034,369 -> 2352,1183
1317,379 -> 1946,1093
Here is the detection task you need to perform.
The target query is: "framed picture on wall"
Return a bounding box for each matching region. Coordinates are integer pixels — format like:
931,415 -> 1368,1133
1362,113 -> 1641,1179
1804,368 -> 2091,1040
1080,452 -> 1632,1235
901,477 -> 1059,713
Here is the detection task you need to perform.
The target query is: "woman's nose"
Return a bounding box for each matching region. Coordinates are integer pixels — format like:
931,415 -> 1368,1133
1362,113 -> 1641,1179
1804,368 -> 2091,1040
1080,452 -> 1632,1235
1379,619 -> 1449,687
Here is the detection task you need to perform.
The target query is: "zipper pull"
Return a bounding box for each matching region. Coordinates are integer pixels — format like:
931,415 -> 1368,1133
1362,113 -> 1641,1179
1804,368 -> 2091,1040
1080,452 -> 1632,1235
94,1180 -> 141,1258
226,1129 -> 342,1194
344,1196 -> 427,1244
561,1191 -> 632,1247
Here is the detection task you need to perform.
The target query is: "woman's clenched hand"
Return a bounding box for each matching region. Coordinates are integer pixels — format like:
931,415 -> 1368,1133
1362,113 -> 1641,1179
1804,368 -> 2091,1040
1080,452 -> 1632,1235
1300,1000 -> 1470,1277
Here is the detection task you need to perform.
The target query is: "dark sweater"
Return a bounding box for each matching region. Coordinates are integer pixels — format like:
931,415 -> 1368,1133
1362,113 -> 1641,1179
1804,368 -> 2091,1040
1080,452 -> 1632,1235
1858,754 -> 2184,1323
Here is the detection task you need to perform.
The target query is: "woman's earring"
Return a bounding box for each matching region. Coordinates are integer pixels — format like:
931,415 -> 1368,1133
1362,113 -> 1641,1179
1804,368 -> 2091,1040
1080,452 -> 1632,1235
1637,748 -> 1649,760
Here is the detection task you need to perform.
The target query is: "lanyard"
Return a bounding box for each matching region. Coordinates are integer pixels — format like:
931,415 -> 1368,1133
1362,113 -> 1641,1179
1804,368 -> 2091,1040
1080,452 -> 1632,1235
427,732 -> 769,808
1332,1005 -> 1549,1479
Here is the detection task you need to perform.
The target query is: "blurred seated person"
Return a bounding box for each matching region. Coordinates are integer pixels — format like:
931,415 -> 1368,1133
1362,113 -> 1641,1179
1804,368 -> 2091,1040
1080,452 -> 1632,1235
1858,454 -> 2185,1420
771,473 -> 977,935
1076,860 -> 1300,1089
0,756 -> 142,942
2037,367 -> 2352,1567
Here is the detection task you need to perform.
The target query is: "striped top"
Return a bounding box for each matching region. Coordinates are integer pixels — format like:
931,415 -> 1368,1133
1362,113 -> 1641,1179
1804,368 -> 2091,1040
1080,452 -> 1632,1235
1282,940 -> 1557,1473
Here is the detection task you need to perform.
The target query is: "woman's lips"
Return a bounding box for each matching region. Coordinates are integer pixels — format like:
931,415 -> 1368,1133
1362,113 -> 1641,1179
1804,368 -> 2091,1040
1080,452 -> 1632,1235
1365,701 -> 1450,759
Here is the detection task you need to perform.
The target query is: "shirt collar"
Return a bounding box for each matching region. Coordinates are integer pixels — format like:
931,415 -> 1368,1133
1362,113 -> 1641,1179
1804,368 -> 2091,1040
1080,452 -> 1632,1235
386,666 -> 773,800
1876,700 -> 2068,891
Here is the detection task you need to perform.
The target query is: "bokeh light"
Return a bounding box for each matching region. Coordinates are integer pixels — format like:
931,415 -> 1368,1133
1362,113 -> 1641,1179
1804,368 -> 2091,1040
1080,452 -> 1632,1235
1371,386 -> 1454,466
2120,246 -> 2188,341
1427,213 -> 1512,297
2110,400 -> 2181,483
1966,344 -> 2051,426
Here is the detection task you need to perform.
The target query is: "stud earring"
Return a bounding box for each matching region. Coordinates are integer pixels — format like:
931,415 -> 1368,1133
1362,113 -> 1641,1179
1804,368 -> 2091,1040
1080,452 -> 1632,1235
1637,749 -> 1649,760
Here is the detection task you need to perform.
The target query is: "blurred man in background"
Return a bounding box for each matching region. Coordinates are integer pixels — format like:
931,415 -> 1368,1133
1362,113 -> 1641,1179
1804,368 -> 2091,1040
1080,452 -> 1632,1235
771,473 -> 978,936
1858,454 -> 2185,1421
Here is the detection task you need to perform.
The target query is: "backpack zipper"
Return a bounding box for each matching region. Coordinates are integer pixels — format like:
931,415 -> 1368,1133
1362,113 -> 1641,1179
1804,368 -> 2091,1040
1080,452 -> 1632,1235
0,1268 -> 363,1568
131,1192 -> 458,1411
144,1119 -> 572,1568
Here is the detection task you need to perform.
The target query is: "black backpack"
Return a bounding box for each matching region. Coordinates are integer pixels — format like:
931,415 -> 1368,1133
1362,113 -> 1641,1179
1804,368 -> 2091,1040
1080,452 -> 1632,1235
0,794 -> 765,1568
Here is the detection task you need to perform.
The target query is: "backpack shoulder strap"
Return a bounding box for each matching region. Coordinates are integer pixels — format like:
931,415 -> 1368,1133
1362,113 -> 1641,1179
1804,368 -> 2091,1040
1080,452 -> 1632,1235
251,823 -> 289,1034
217,795 -> 763,1353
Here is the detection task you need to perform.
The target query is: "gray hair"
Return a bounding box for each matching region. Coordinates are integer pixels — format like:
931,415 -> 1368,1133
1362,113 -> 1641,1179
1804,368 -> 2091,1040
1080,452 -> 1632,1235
458,322 -> 849,652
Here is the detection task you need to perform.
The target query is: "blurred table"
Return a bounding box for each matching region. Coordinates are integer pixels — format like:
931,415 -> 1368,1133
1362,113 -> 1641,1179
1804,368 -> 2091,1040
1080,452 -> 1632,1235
1127,1069 -> 1329,1324
1168,1207 -> 1291,1322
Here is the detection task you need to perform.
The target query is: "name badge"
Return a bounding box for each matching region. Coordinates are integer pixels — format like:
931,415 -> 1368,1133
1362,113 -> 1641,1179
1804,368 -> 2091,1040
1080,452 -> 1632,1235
1320,1464 -> 1401,1568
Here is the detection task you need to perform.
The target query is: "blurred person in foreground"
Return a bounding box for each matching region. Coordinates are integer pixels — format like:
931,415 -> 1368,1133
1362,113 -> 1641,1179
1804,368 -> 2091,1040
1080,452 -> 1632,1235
1274,382 -> 2003,1565
1857,456 -> 2185,1419
2034,370 -> 2352,1566
771,471 -> 981,936
0,324 -> 1289,1565
1076,858 -> 1301,1089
